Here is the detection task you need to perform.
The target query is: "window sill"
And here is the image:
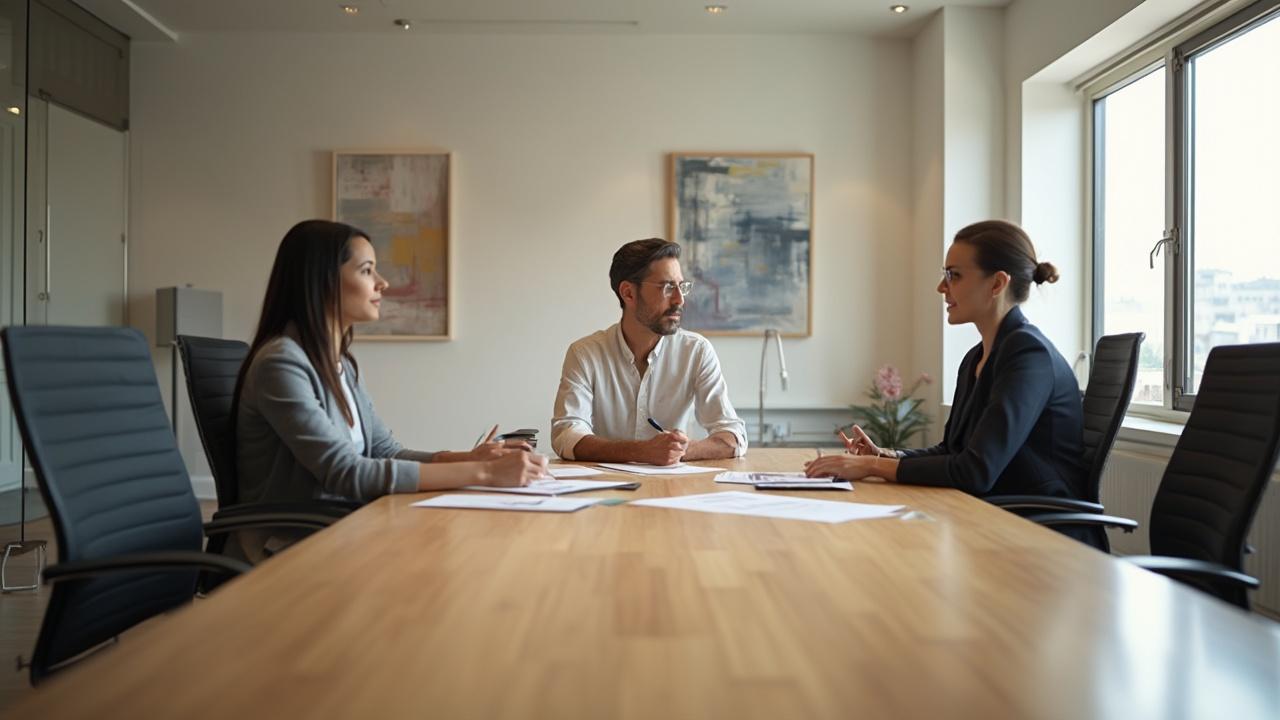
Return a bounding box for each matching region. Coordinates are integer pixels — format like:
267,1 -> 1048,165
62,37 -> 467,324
941,404 -> 1184,451
1115,414 -> 1184,451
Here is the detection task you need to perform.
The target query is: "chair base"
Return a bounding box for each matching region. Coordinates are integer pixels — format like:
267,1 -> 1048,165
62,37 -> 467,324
2,540 -> 47,592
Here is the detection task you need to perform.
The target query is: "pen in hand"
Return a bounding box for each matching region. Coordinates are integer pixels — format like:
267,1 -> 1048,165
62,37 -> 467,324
837,429 -> 857,454
647,417 -> 665,433
474,424 -> 499,448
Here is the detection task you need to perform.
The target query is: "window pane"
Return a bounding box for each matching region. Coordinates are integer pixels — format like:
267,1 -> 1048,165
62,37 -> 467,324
1189,13 -> 1280,393
1096,67 -> 1166,404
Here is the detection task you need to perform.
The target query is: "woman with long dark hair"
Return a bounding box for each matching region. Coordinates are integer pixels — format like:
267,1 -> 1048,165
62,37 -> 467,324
234,220 -> 544,555
806,220 -> 1093,542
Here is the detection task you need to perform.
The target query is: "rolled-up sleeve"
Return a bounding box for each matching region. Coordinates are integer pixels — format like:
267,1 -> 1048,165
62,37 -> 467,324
550,347 -> 595,460
251,355 -> 420,500
692,340 -> 748,457
897,338 -> 1051,494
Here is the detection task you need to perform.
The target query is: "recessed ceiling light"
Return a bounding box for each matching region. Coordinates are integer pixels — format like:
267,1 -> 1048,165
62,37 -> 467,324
890,5 -> 909,13
340,5 -> 358,15
705,5 -> 727,14
5,106 -> 20,116
393,18 -> 411,29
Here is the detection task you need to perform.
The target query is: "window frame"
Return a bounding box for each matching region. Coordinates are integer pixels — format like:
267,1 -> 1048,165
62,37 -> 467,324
1086,0 -> 1280,418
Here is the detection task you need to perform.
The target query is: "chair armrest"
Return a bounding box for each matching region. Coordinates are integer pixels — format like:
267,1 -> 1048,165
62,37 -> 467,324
1024,512 -> 1139,533
1126,555 -> 1260,590
987,495 -> 1105,514
43,551 -> 250,583
213,501 -> 353,522
203,512 -> 338,537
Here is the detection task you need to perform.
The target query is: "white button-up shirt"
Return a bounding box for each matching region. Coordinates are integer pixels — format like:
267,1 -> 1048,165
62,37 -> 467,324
551,323 -> 748,459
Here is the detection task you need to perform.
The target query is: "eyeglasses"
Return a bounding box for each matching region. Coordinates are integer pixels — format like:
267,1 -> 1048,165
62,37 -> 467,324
941,266 -> 991,286
639,280 -> 693,298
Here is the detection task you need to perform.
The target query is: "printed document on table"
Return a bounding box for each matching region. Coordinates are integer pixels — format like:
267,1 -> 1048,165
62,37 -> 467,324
753,480 -> 853,491
631,491 -> 903,524
412,495 -> 603,513
546,466 -> 605,479
596,462 -> 720,476
459,479 -> 638,496
715,472 -> 836,484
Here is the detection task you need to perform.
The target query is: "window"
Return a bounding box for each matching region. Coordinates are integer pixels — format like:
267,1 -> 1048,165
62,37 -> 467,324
1093,66 -> 1167,405
1091,0 -> 1280,413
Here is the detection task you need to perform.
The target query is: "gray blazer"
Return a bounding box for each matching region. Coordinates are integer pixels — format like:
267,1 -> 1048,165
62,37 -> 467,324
236,332 -> 434,508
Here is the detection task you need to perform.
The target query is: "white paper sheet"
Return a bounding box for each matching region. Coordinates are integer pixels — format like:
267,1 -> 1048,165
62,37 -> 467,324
545,466 -> 605,479
630,491 -> 902,524
595,462 -> 720,476
459,479 -> 638,496
715,472 -> 836,484
753,481 -> 853,491
412,494 -> 603,513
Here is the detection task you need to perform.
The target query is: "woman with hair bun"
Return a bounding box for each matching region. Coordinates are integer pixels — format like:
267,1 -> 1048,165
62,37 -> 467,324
807,220 -> 1093,543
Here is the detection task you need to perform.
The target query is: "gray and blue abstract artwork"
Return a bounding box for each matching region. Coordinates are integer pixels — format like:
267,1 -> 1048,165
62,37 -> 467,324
672,154 -> 812,335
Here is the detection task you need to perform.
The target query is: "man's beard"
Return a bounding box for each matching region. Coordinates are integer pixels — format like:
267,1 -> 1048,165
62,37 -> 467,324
640,299 -> 682,336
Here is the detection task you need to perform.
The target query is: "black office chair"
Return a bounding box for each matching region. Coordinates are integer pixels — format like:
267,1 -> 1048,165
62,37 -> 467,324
175,336 -> 356,589
988,332 -> 1145,550
1,326 -> 335,684
1034,342 -> 1280,609
175,336 -> 358,520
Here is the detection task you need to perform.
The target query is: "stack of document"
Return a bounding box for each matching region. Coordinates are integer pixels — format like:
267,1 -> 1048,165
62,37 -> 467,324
715,472 -> 852,491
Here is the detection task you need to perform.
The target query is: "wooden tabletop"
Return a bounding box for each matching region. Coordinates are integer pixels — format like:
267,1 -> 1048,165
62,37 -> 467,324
8,450 -> 1279,719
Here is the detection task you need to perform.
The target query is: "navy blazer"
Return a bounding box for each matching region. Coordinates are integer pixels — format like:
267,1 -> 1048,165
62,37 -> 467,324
898,307 -> 1087,501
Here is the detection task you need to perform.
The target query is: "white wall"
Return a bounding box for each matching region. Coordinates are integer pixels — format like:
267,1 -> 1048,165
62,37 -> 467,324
128,33 -> 913,465
909,7 -> 1005,411
910,12 -> 946,441
1003,0 -> 1147,222
941,7 -> 1003,399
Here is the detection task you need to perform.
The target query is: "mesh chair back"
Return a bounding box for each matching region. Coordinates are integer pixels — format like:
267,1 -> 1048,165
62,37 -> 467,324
176,336 -> 248,508
1,326 -> 203,683
1150,342 -> 1280,607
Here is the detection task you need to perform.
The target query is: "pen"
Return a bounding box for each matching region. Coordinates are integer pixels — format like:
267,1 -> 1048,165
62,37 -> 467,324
837,429 -> 856,453
474,424 -> 499,448
647,417 -> 665,433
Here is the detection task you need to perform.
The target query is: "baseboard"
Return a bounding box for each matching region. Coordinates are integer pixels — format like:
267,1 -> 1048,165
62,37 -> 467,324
190,475 -> 217,501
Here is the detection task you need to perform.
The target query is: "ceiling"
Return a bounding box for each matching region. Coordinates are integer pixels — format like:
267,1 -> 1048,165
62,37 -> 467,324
81,0 -> 1009,42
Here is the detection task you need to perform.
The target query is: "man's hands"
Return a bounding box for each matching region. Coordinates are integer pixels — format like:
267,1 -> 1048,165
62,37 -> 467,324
636,430 -> 689,466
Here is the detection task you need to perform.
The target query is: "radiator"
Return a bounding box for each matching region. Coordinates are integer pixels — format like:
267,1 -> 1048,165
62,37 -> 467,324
1100,447 -> 1280,615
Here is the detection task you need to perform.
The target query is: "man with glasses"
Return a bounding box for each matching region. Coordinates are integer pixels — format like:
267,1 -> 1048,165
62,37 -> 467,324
551,238 -> 747,465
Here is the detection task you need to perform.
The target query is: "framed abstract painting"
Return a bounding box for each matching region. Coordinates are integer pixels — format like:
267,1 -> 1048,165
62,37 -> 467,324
332,150 -> 452,340
667,152 -> 814,337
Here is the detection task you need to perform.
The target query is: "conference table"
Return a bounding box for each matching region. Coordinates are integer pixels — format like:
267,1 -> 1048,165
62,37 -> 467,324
8,449 -> 1280,719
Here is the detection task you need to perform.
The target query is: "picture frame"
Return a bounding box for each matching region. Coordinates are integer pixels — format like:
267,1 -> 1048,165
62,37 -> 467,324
332,150 -> 452,341
667,152 -> 814,337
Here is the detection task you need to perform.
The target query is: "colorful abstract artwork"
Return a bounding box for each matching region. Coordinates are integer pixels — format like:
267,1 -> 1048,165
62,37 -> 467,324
668,153 -> 813,336
333,152 -> 451,340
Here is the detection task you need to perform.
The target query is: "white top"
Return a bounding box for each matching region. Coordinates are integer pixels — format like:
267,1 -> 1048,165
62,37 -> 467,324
550,323 -> 748,460
337,365 -> 366,455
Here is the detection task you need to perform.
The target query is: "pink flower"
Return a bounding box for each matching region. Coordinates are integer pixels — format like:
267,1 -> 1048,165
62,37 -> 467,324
875,365 -> 903,400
